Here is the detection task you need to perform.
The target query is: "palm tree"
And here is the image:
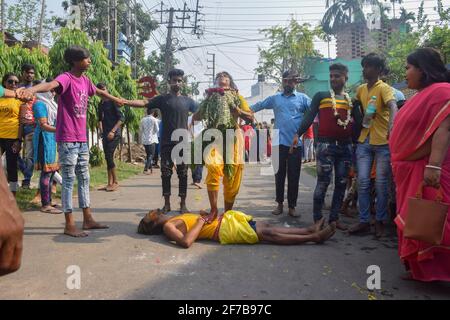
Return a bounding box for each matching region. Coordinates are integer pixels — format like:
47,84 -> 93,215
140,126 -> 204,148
322,0 -> 369,35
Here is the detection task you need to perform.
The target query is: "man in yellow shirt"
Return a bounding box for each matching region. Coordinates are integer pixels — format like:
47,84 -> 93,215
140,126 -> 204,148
348,53 -> 397,238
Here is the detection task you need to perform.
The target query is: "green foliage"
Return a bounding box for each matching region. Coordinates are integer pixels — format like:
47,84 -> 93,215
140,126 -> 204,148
382,1 -> 450,84
113,61 -> 140,132
0,38 -> 50,80
5,0 -> 59,43
49,28 -> 120,136
89,145 -> 104,167
384,31 -> 421,84
257,19 -> 323,84
424,25 -> 450,64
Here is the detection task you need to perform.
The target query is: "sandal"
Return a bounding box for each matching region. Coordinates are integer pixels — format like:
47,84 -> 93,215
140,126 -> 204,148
40,207 -> 63,214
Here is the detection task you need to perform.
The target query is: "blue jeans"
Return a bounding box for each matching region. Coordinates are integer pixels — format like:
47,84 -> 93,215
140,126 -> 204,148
58,142 -> 90,213
18,132 -> 34,185
313,142 -> 352,222
192,165 -> 203,183
356,138 -> 391,223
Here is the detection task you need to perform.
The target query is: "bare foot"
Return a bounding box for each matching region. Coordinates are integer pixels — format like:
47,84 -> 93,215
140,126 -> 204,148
64,226 -> 88,237
82,220 -> 109,230
193,182 -> 202,189
180,203 -> 189,213
161,204 -> 171,213
308,217 -> 325,233
204,208 -> 218,223
106,183 -> 119,192
314,225 -> 336,244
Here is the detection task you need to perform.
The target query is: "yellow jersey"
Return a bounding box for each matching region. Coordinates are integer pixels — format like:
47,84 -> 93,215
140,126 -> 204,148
168,214 -> 219,240
0,97 -> 23,139
356,80 -> 395,145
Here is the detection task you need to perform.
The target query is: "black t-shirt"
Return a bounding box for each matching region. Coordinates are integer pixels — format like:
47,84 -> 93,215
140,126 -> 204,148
147,94 -> 198,147
98,100 -> 125,138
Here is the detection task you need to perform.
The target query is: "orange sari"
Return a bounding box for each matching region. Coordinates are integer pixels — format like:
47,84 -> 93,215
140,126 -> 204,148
390,83 -> 450,282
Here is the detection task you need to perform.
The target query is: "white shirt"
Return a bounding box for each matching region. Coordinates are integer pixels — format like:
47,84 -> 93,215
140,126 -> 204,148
188,115 -> 205,142
140,115 -> 159,145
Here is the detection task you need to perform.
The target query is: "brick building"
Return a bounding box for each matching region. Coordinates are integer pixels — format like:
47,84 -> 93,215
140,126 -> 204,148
336,19 -> 405,59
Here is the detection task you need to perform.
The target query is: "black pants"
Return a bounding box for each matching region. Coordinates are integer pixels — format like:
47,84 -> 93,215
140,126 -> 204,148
0,138 -> 19,186
273,145 -> 302,208
161,144 -> 187,197
144,144 -> 156,171
103,136 -> 120,170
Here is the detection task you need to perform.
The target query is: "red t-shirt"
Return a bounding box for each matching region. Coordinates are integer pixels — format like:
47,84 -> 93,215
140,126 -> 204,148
304,125 -> 314,139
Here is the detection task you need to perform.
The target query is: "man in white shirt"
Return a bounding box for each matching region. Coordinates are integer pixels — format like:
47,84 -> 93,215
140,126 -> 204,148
188,114 -> 204,188
140,109 -> 159,174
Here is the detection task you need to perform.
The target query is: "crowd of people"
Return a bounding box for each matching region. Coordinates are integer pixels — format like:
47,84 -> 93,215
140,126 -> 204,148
0,45 -> 449,284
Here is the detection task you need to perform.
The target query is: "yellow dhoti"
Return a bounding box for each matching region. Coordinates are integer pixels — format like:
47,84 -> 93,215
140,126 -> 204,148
204,130 -> 244,204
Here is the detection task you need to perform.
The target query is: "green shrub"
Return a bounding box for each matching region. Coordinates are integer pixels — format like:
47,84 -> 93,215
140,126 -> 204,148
89,145 -> 104,167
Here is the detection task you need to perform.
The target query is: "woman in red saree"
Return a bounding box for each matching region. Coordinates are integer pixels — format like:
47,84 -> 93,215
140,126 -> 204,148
390,48 -> 450,282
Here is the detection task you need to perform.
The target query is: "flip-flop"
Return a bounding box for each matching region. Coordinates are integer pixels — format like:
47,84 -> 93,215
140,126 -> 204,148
40,207 -> 63,214
82,224 -> 109,230
98,186 -> 107,191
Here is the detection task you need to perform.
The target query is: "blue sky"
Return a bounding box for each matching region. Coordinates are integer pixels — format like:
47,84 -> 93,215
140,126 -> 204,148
5,0 -> 447,96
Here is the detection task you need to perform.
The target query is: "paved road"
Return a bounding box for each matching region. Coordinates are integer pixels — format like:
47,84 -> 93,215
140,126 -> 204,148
1,163 -> 449,299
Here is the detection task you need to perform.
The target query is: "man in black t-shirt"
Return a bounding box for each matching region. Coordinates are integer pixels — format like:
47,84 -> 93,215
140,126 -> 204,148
97,83 -> 125,192
126,69 -> 198,213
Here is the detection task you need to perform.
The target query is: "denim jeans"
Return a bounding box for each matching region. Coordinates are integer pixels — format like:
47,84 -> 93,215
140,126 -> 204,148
313,142 -> 352,222
144,143 -> 156,171
356,138 -> 391,223
18,132 -> 34,185
58,142 -> 90,213
192,165 -> 203,183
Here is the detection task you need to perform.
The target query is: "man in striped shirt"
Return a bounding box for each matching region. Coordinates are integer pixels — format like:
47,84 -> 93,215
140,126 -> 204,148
292,63 -> 362,231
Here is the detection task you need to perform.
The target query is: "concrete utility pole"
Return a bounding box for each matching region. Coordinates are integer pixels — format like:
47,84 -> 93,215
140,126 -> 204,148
164,7 -> 175,77
206,52 -> 216,85
37,0 -> 46,45
110,0 -> 118,64
1,0 -> 5,32
157,1 -> 203,78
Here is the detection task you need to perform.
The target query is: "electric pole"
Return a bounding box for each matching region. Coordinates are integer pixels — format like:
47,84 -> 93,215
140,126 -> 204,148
110,0 -> 118,64
1,0 -> 5,32
157,1 -> 203,78
206,52 -> 215,85
164,7 -> 175,77
37,0 -> 45,45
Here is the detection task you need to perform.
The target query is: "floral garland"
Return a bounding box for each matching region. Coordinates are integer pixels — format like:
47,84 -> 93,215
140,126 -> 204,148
330,90 -> 353,129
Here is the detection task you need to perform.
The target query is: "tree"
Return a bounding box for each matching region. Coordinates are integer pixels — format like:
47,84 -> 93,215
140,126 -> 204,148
58,0 -> 158,77
0,34 -> 50,79
5,0 -> 58,43
256,20 -> 323,84
424,25 -> 450,64
322,0 -> 370,35
321,0 -> 405,35
384,31 -> 421,83
113,62 -> 140,162
49,28 -> 117,147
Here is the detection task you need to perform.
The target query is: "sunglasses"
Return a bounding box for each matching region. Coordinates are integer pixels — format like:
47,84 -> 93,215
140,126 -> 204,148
7,79 -> 19,85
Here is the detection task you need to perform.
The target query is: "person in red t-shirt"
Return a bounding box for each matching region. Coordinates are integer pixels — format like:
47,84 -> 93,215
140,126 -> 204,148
302,125 -> 314,163
241,121 -> 255,162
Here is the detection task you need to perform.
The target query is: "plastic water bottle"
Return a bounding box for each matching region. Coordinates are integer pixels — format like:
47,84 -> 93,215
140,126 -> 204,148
362,96 -> 377,128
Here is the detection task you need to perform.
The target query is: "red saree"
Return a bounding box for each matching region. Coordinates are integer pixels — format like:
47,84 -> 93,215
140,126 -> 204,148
390,82 -> 450,282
